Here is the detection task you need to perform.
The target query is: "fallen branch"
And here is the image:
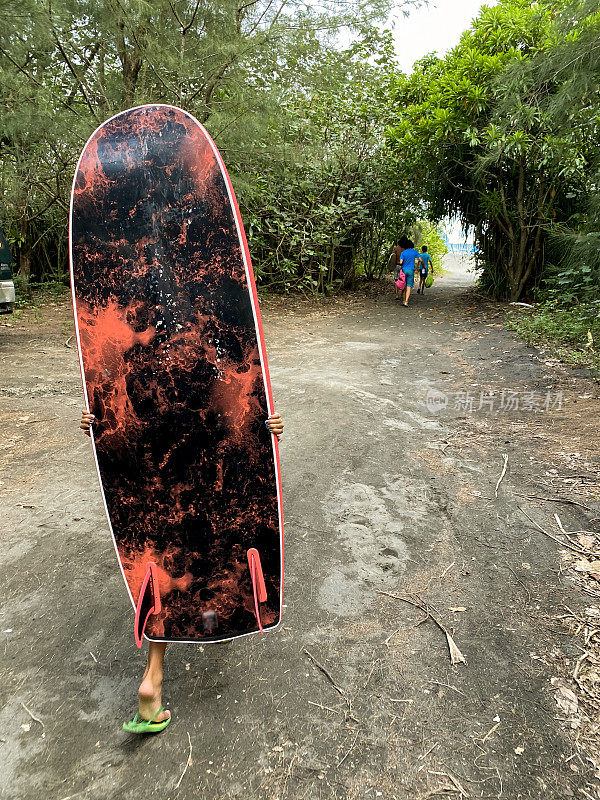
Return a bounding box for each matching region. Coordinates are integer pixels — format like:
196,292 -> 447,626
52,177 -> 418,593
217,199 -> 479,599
175,732 -> 192,790
383,627 -> 401,647
418,742 -> 439,761
481,721 -> 501,743
378,592 -> 467,665
518,507 -> 591,556
429,680 -> 467,697
495,453 -> 509,498
303,648 -> 358,722
554,513 -> 600,542
516,493 -> 592,512
428,770 -> 470,797
303,648 -> 346,698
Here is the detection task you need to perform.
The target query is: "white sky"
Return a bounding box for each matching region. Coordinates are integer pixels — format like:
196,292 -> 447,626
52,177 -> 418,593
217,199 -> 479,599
391,0 -> 498,73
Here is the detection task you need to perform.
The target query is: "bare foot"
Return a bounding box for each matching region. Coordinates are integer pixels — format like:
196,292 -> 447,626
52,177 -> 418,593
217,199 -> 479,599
138,670 -> 171,723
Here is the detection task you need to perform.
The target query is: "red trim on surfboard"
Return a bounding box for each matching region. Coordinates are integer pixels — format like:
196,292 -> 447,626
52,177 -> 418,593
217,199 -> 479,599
211,138 -> 285,598
69,104 -> 284,643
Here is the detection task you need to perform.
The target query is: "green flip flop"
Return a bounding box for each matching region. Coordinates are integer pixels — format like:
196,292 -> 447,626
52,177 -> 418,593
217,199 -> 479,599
123,706 -> 171,734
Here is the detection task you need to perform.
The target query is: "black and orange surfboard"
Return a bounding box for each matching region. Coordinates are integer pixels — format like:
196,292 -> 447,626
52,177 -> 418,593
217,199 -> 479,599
69,105 -> 283,644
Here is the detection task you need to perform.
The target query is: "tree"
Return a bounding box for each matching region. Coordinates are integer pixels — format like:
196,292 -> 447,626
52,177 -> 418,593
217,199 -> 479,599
388,0 -> 591,301
506,0 -> 600,305
0,0 -> 420,292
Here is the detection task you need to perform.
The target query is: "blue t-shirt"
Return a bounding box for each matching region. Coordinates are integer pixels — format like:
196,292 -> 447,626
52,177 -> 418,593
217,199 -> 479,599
399,248 -> 419,272
419,252 -> 432,273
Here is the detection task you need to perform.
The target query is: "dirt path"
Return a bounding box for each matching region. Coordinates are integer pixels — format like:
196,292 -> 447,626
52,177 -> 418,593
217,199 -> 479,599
1,255 -> 600,800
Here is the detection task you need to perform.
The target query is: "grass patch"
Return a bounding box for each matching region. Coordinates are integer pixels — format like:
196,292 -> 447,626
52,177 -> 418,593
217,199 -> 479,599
506,301 -> 600,374
14,277 -> 70,311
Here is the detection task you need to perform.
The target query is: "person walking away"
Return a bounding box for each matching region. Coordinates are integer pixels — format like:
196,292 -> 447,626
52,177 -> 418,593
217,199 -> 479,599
389,241 -> 405,301
417,246 -> 433,294
397,239 -> 420,306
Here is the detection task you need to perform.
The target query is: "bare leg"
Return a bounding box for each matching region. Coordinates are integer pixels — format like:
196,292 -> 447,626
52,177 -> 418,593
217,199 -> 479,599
138,642 -> 170,722
403,287 -> 411,306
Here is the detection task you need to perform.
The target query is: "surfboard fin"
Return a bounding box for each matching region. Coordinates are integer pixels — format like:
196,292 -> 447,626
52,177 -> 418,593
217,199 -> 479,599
247,548 -> 267,634
134,562 -> 161,648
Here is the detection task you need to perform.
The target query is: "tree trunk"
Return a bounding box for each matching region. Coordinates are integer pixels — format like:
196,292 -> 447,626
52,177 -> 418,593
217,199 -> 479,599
18,213 -> 31,278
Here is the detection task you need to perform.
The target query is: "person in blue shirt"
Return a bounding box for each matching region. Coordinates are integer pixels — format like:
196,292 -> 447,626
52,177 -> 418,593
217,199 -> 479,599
397,239 -> 420,306
417,246 -> 433,295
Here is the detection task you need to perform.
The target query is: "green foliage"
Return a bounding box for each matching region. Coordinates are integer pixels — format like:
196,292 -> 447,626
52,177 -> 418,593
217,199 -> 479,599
387,0 -> 600,302
507,300 -> 600,373
13,276 -> 70,308
502,0 -> 600,358
410,219 -> 447,266
238,36 -> 417,293
0,0 -> 420,294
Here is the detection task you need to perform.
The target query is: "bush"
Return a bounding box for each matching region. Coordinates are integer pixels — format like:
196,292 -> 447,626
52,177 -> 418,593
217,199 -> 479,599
507,300 -> 600,373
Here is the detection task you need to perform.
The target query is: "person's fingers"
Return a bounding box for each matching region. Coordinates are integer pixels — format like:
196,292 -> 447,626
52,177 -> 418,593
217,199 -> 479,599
80,411 -> 95,436
266,413 -> 283,438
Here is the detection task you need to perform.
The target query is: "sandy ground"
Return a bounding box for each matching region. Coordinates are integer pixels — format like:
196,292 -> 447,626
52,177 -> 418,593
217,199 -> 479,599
1,254 -> 600,800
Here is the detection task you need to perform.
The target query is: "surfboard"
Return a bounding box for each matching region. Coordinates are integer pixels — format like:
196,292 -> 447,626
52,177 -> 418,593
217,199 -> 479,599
69,104 -> 283,644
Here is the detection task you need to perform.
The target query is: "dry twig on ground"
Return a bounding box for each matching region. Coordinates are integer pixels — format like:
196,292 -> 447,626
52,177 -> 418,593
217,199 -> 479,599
175,732 -> 192,790
495,453 -> 508,498
303,648 -> 359,722
519,507 -> 591,556
20,702 -> 44,728
517,493 -> 592,512
378,591 -> 467,665
337,729 -> 360,767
